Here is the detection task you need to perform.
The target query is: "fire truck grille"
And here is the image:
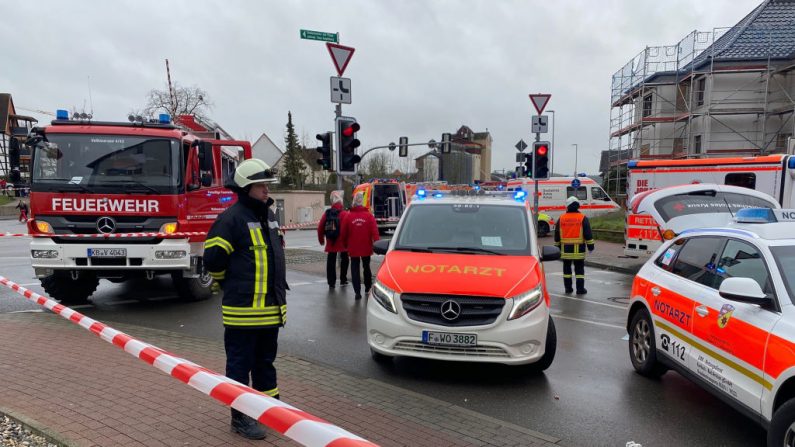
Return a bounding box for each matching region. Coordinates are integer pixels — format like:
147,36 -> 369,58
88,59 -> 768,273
400,294 -> 505,327
392,341 -> 510,358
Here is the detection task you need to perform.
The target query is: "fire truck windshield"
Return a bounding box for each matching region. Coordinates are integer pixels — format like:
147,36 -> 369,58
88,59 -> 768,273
31,134 -> 181,194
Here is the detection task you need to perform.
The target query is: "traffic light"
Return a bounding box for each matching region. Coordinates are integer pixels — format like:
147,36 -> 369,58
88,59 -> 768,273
532,141 -> 551,179
523,152 -> 533,177
441,132 -> 452,154
315,132 -> 332,171
336,116 -> 361,174
399,136 -> 408,157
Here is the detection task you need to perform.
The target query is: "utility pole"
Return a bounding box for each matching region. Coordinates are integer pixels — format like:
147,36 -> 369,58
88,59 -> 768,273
572,143 -> 578,176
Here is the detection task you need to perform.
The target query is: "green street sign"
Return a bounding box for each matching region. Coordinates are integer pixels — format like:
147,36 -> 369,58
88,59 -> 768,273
300,29 -> 338,43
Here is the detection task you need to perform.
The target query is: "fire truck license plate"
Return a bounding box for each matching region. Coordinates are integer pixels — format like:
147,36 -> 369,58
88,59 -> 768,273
422,331 -> 477,347
87,248 -> 127,258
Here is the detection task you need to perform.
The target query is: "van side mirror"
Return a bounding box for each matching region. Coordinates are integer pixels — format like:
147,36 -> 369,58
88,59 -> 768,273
719,277 -> 769,304
198,141 -> 214,171
541,245 -> 561,262
373,239 -> 390,255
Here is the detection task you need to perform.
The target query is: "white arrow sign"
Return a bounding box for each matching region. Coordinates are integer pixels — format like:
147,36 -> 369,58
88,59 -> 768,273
529,93 -> 551,115
326,43 -> 355,77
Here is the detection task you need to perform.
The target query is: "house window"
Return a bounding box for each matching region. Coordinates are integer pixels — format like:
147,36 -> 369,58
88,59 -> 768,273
696,77 -> 706,106
642,94 -> 653,117
693,135 -> 702,154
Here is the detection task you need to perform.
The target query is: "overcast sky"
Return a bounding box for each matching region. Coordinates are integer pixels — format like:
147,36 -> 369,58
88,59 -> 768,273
2,0 -> 762,176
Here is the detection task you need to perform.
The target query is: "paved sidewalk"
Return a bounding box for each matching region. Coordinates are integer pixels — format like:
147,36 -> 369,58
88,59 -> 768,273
582,240 -> 645,275
0,312 -> 564,447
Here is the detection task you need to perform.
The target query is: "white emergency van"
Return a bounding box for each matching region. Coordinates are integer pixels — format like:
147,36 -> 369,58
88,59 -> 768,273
624,184 -> 780,257
627,207 -> 795,446
505,177 -> 621,223
627,154 -> 795,208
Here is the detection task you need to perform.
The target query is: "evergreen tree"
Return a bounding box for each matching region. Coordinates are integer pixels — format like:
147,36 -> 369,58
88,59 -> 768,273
281,111 -> 306,188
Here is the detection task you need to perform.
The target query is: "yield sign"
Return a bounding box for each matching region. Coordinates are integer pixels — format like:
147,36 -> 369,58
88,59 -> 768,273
529,93 -> 551,115
326,43 -> 355,77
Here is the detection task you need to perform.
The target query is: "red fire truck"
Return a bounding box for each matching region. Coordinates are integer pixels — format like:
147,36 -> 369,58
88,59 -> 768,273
25,111 -> 251,304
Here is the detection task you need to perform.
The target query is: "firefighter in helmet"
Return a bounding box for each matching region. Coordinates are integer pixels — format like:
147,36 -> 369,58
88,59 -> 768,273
554,196 -> 595,294
203,158 -> 287,440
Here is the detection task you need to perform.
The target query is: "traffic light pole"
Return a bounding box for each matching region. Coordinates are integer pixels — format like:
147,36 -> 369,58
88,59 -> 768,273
335,104 -> 343,191
533,132 -> 540,230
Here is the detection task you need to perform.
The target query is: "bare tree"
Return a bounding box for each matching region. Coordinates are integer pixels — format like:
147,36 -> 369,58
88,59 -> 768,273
363,152 -> 391,179
142,82 -> 213,120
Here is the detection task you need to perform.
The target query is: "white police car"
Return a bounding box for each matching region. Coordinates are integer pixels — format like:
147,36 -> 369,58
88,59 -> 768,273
367,189 -> 561,368
627,208 -> 795,445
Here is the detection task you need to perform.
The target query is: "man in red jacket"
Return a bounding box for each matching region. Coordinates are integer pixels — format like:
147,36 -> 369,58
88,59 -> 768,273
341,191 -> 379,300
317,191 -> 349,289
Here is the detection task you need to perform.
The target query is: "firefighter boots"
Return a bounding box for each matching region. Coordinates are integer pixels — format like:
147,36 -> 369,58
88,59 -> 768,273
231,409 -> 267,440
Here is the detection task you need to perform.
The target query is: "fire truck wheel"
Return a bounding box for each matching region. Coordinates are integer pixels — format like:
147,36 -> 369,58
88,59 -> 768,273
537,222 -> 550,237
41,272 -> 98,305
526,317 -> 556,373
172,270 -> 213,302
628,308 -> 668,378
768,397 -> 795,446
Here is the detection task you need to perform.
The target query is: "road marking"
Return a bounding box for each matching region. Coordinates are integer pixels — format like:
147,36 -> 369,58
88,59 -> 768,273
551,312 -> 624,329
549,293 -> 626,310
9,309 -> 44,314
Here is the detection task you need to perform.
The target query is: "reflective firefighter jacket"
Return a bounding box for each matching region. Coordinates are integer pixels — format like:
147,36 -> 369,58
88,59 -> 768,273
554,211 -> 595,260
204,194 -> 287,328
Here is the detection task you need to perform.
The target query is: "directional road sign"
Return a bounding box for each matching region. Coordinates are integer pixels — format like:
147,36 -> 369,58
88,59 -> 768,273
532,115 -> 548,134
326,43 -> 355,77
515,139 -> 528,152
529,93 -> 551,115
330,77 -> 352,104
300,29 -> 338,43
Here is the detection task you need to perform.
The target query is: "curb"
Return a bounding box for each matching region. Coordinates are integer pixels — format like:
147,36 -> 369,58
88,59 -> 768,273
0,407 -> 72,447
584,259 -> 641,275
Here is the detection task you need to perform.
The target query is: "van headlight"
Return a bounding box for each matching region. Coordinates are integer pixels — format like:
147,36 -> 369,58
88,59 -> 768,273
508,286 -> 543,320
371,279 -> 398,314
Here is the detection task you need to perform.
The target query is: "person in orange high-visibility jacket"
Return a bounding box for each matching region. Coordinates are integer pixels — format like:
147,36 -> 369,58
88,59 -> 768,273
554,196 -> 595,295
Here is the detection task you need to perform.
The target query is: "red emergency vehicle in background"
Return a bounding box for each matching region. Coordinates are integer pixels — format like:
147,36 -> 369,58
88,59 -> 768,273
353,179 -> 407,234
625,154 -> 795,257
25,110 -> 250,304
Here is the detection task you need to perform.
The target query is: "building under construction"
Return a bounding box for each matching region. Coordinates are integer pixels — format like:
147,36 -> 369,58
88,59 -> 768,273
606,0 -> 795,201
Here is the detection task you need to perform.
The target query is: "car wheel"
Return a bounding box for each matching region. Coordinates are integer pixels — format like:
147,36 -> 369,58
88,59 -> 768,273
768,398 -> 795,446
370,347 -> 393,364
526,317 -> 557,373
628,308 -> 668,378
537,222 -> 550,237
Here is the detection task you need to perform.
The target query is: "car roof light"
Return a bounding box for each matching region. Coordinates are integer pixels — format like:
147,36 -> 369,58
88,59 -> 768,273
514,189 -> 527,201
735,208 -> 777,223
56,109 -> 69,120
416,188 -> 426,199
789,157 -> 795,170
158,114 -> 171,124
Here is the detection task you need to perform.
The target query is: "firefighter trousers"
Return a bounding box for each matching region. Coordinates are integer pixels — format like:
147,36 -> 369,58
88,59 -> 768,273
224,327 -> 280,398
562,259 -> 586,293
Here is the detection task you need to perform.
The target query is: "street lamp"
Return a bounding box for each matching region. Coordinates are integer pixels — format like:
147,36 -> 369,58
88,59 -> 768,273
548,110 -> 555,174
572,143 -> 578,177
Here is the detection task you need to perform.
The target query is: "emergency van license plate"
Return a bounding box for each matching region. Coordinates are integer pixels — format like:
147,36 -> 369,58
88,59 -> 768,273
87,248 -> 127,258
422,330 -> 477,347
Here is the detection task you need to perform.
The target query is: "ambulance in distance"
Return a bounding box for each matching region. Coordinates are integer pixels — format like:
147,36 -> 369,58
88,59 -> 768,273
506,177 -> 621,224
626,208 -> 795,446
366,189 -> 561,369
624,184 -> 780,258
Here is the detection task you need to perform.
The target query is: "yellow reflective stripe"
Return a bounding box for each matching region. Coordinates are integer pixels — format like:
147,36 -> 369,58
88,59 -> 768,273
222,306 -> 282,316
575,275 -> 585,279
262,388 -> 279,397
586,239 -> 595,244
561,238 -> 585,244
248,228 -> 269,308
223,316 -> 283,326
655,320 -> 772,390
209,270 -> 226,280
562,274 -> 572,278
205,237 -> 234,255
255,229 -> 269,307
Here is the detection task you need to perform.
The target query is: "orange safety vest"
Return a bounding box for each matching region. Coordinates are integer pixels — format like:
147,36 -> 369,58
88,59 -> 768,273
559,213 -> 585,245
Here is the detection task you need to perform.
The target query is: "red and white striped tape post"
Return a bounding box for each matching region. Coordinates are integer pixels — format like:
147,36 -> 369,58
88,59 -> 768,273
0,276 -> 378,447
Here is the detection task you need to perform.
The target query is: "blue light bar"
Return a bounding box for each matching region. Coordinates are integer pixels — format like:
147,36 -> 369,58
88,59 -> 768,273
735,208 -> 777,223
789,157 -> 795,170
514,189 -> 527,201
158,114 -> 171,124
628,160 -> 638,168
433,192 -> 444,198
56,109 -> 69,120
417,189 -> 426,199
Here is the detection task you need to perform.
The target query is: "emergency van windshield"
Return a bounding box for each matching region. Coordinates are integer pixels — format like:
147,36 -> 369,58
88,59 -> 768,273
395,203 -> 531,255
772,246 -> 795,305
32,134 -> 181,194
654,191 -> 777,222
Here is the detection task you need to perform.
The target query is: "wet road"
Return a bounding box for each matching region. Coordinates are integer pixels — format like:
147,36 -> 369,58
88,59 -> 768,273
0,219 -> 765,446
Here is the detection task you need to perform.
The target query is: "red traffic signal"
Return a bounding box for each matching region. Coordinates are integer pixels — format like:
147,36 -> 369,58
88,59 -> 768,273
535,144 -> 548,156
342,122 -> 360,137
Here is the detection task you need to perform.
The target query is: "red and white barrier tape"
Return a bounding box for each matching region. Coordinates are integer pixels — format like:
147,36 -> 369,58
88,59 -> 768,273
0,275 -> 378,447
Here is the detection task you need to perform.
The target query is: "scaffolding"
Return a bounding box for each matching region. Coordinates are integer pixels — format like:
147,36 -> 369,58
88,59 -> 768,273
606,19 -> 795,203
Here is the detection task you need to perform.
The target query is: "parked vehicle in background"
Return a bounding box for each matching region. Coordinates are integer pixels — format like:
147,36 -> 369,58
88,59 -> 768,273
624,183 -> 780,257
505,177 -> 621,223
353,178 -> 407,235
25,110 -> 250,304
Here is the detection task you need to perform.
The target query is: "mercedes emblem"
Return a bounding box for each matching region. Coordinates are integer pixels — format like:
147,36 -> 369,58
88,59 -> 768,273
440,300 -> 462,321
96,216 -> 117,234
